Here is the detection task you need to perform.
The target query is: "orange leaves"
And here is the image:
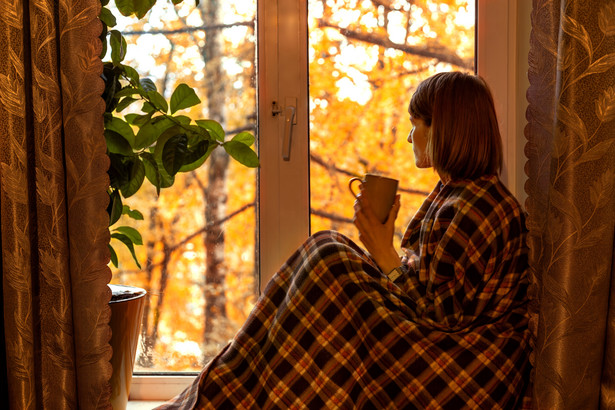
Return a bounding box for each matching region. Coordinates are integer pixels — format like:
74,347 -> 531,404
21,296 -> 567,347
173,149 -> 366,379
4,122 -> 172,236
308,0 -> 474,243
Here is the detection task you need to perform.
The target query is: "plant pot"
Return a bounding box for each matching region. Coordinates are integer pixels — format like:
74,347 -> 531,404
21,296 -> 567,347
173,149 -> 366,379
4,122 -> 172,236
108,284 -> 147,410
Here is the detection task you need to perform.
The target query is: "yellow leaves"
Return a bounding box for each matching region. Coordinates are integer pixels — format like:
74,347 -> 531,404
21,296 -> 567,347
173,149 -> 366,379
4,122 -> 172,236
0,73 -> 25,118
598,2 -> 615,36
562,15 -> 592,59
36,166 -> 63,209
9,48 -> 24,81
1,162 -> 29,205
557,104 -> 588,146
575,139 -> 615,166
589,169 -> 615,211
579,53 -> 615,82
595,86 -> 615,123
78,41 -> 103,74
59,1 -> 98,38
4,228 -> 33,295
549,189 -> 583,235
0,0 -> 22,29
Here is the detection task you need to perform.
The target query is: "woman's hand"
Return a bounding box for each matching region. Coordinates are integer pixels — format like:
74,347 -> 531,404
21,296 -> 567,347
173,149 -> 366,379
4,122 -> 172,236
352,184 -> 402,273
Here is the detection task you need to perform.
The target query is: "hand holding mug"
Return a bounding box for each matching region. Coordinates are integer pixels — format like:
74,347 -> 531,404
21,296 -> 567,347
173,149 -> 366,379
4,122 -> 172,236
349,174 -> 399,223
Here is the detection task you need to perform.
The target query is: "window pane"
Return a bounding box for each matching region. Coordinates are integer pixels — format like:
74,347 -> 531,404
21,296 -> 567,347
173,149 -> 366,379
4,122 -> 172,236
309,1 -> 475,242
109,0 -> 257,373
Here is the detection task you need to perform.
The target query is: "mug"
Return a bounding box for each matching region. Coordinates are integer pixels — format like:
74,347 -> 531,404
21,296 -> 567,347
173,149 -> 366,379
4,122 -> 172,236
349,173 -> 399,223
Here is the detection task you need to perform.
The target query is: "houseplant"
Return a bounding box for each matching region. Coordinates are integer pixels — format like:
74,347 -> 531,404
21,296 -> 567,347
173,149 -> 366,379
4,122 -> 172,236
98,0 -> 258,406
99,0 -> 258,268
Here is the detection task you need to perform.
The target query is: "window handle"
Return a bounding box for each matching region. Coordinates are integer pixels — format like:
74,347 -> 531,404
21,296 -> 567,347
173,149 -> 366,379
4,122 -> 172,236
282,105 -> 296,161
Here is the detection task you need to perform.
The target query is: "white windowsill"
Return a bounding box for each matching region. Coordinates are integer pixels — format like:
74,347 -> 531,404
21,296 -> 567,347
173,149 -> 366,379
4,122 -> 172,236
129,375 -> 197,401
127,401 -> 166,409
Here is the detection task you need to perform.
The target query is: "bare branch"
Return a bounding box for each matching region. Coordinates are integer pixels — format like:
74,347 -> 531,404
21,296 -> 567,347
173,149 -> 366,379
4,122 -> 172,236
310,153 -> 430,196
311,209 -> 353,224
121,20 -> 254,37
171,201 -> 255,252
317,20 -> 473,70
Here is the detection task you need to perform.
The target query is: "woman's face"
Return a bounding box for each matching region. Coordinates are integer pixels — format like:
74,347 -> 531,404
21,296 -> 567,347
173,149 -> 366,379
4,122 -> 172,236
407,111 -> 431,169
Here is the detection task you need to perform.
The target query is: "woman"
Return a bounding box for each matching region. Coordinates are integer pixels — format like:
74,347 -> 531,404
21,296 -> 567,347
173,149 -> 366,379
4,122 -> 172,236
159,72 -> 532,409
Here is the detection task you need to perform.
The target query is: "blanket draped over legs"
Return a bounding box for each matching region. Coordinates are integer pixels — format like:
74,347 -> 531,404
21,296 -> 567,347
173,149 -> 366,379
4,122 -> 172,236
158,230 -> 531,409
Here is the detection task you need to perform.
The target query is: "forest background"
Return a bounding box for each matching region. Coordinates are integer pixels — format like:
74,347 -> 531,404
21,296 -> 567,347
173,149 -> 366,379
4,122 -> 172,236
108,0 -> 475,372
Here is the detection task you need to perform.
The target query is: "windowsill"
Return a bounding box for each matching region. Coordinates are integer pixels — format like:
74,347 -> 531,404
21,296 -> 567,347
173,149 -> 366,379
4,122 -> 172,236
127,401 -> 166,409
128,374 -> 196,402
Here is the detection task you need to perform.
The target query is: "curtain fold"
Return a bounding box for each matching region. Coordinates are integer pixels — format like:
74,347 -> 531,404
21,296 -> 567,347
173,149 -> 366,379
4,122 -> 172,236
0,0 -> 112,408
525,0 -> 615,408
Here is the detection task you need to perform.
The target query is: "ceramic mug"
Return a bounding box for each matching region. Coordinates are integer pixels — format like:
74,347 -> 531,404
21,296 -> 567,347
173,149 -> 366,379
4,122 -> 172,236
349,174 -> 399,223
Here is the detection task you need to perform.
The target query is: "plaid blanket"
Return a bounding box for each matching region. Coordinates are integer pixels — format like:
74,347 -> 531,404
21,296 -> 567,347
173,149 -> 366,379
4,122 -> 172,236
158,176 -> 531,409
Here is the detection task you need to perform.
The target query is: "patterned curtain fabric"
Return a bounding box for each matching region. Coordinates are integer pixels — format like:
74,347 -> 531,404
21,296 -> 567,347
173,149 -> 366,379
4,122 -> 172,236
0,0 -> 112,408
525,0 -> 615,408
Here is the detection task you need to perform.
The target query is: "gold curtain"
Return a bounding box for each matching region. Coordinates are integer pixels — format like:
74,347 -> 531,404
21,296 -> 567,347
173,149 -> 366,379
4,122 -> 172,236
0,0 -> 112,408
525,0 -> 615,408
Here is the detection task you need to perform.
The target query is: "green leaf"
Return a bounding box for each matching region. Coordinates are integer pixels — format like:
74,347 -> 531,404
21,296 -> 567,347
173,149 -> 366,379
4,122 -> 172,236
108,244 -> 119,268
179,140 -> 209,170
142,102 -> 156,113
122,205 -> 144,220
122,65 -> 140,86
178,142 -> 215,172
114,0 -> 135,16
105,130 -> 133,156
109,30 -> 127,65
170,84 -> 201,114
147,90 -> 168,113
134,0 -> 156,19
143,151 -> 174,192
108,153 -> 131,191
196,119 -> 225,141
162,134 -> 189,175
140,152 -> 160,194
116,96 -> 138,112
134,117 -> 174,149
140,78 -> 157,92
104,116 -> 135,147
99,24 -> 108,58
99,7 -> 117,27
120,157 -> 146,198
113,226 -> 143,245
111,233 -> 142,269
223,140 -> 260,167
126,112 -> 153,127
173,115 -> 192,125
107,189 -> 123,226
102,63 -> 122,112
114,87 -> 143,99
232,131 -> 256,146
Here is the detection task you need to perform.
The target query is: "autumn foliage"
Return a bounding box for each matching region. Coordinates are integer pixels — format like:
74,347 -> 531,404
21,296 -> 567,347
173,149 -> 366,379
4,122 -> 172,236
110,0 -> 474,372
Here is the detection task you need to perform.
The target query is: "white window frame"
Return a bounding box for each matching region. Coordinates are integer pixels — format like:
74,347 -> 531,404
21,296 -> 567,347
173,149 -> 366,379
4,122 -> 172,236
129,0 -> 531,402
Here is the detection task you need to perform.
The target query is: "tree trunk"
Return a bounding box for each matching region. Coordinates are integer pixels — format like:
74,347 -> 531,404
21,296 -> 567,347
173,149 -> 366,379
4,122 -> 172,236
199,0 -> 230,361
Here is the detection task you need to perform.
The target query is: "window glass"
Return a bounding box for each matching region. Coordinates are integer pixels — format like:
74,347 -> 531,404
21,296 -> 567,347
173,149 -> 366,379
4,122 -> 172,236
308,0 -> 475,243
109,0 -> 257,373
109,0 -> 475,375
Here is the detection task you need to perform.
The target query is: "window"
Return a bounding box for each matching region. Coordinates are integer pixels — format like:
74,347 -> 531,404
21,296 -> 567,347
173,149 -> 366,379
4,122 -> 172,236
109,0 -> 530,400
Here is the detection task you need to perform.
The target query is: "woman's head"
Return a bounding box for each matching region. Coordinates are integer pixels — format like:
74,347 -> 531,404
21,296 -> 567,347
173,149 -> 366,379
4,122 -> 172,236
408,71 -> 502,180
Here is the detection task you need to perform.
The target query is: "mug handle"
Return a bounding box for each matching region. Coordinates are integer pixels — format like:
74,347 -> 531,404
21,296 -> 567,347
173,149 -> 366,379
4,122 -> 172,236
348,177 -> 362,198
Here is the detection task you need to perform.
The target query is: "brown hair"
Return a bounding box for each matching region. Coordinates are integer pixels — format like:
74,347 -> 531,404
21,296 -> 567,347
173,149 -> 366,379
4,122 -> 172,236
409,72 -> 502,180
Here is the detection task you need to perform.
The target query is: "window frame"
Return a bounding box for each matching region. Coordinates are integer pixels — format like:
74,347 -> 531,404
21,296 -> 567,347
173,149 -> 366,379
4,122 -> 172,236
128,0 -> 531,402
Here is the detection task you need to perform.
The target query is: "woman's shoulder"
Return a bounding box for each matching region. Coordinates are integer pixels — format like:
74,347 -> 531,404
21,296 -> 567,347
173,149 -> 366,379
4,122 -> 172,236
438,175 -> 525,222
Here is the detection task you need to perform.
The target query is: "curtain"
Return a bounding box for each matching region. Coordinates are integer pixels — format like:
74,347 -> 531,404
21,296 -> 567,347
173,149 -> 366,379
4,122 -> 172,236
525,0 -> 615,408
0,0 -> 112,408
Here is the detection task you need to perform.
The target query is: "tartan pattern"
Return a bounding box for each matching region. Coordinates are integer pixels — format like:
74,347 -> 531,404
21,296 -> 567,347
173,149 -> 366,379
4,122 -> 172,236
158,175 -> 531,409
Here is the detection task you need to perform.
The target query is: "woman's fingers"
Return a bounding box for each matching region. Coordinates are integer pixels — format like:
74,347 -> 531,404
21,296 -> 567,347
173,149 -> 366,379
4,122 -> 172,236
385,194 -> 401,227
